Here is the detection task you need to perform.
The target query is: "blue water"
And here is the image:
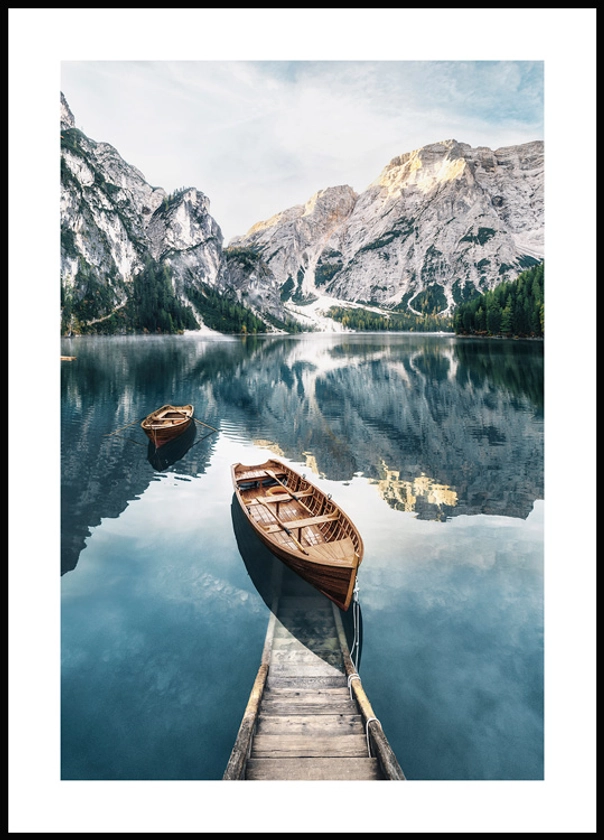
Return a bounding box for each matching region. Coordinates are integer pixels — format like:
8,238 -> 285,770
58,332 -> 544,783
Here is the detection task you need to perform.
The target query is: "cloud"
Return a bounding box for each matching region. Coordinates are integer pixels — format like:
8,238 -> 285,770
60,59 -> 544,241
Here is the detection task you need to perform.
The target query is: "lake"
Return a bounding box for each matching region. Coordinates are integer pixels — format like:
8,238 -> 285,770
59,331 -> 544,783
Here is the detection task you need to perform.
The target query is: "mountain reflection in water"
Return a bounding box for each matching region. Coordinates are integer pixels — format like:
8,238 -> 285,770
59,333 -> 543,783
61,333 -> 543,575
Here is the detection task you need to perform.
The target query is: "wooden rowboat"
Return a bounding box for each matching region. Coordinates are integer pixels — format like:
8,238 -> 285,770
141,404 -> 194,447
231,458 -> 364,611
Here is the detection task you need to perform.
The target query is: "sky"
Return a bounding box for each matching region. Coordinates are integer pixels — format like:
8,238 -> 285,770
60,59 -> 544,242
8,7 -> 597,837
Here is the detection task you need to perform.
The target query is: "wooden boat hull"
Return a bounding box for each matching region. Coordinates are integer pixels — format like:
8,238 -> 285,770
141,404 -> 194,447
147,420 -> 196,471
231,458 -> 363,611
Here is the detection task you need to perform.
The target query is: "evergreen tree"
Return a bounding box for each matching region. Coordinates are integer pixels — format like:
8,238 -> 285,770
453,262 -> 544,338
500,301 -> 513,335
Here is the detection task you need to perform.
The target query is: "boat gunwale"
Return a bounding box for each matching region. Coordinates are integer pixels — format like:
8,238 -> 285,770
141,404 -> 194,428
233,458 -> 361,514
231,458 -> 364,576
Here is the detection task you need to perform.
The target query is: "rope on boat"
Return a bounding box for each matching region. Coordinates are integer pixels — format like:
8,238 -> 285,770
347,673 -> 382,758
347,673 -> 361,699
349,579 -> 361,671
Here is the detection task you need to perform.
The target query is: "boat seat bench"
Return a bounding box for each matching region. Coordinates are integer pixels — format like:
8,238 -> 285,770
262,513 -> 339,533
260,490 -> 314,504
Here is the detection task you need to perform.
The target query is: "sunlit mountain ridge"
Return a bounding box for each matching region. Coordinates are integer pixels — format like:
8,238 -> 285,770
61,93 -> 543,335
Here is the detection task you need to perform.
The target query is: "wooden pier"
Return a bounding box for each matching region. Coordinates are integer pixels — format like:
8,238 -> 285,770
223,566 -> 405,781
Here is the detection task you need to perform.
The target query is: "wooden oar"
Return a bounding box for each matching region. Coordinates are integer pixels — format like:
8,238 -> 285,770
264,469 -> 313,512
256,498 -> 309,555
104,419 -> 141,436
193,418 -> 219,433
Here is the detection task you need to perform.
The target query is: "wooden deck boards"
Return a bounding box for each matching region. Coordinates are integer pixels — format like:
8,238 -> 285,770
223,571 -> 406,781
245,757 -> 382,781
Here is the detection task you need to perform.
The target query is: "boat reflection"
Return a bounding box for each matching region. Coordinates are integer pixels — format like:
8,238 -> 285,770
231,497 -> 363,669
146,420 -> 197,472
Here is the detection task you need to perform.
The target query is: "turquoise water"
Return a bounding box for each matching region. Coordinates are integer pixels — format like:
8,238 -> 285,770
59,332 -> 544,781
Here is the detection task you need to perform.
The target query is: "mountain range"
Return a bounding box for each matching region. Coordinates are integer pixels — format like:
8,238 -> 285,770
60,92 -> 544,334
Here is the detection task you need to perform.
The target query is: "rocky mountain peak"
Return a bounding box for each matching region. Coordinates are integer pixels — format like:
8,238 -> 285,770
232,138 -> 544,317
60,92 -> 75,131
242,184 -> 358,239
228,184 -> 359,303
60,93 -> 225,333
60,89 -> 543,335
372,139 -> 471,196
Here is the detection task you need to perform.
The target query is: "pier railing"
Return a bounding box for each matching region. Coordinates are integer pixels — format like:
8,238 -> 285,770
332,603 -> 406,780
222,605 -> 277,781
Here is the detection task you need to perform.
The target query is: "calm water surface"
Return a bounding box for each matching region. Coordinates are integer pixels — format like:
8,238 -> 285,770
60,332 -> 544,781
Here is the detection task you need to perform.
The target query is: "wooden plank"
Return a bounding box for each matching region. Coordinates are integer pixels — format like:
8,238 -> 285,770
305,538 -> 357,565
255,499 -> 310,554
260,685 -> 358,714
257,490 -> 314,504
251,734 -> 369,758
277,606 -> 332,615
275,612 -> 334,626
270,649 -> 343,667
268,663 -> 345,678
274,615 -> 335,629
278,595 -> 330,608
274,634 -> 338,649
263,470 -> 317,510
270,639 -> 338,653
272,636 -> 340,652
273,621 -> 337,639
260,699 -> 359,715
245,757 -> 382,781
256,713 -> 365,735
262,687 -> 353,701
267,674 -> 348,689
225,571 -> 405,781
263,512 -> 338,533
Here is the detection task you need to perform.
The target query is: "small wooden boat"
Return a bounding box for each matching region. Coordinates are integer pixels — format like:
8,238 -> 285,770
141,404 -> 194,448
231,458 -> 364,611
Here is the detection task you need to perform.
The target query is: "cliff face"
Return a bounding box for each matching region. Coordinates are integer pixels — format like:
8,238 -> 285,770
61,91 -> 543,333
61,93 -> 224,331
230,139 -> 544,316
